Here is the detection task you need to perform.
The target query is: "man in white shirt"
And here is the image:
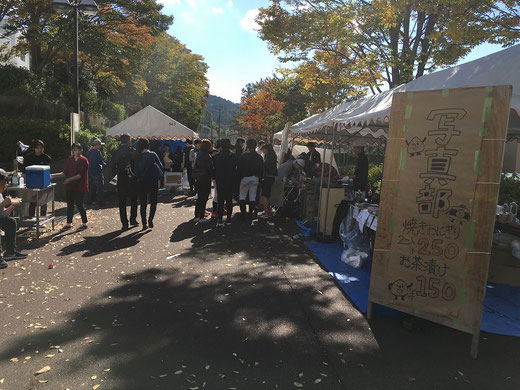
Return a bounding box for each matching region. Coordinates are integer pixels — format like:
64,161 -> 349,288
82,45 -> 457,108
256,140 -> 265,157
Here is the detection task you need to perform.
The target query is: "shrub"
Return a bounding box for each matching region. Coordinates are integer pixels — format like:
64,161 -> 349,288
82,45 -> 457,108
498,173 -> 520,204
0,117 -> 70,163
368,164 -> 383,192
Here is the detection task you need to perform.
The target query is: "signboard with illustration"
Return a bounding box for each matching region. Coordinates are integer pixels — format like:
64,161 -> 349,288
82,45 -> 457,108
368,86 -> 512,357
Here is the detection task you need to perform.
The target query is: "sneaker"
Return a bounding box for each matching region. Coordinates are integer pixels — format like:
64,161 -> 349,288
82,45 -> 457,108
77,223 -> 88,231
197,218 -> 211,224
0,258 -> 7,269
130,220 -> 139,226
4,252 -> 28,260
192,218 -> 200,223
216,221 -> 224,227
148,219 -> 154,229
61,224 -> 72,231
225,219 -> 232,226
121,224 -> 129,231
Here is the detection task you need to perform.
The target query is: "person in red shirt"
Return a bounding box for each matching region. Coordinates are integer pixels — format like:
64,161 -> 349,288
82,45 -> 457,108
51,143 -> 89,230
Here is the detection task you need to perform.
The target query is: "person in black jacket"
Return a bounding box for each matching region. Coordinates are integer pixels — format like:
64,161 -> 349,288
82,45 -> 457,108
23,139 -> 52,217
192,139 -> 214,223
213,139 -> 236,226
259,144 -> 278,218
353,145 -> 369,193
237,139 -> 264,219
232,138 -> 245,201
134,138 -> 164,230
110,134 -> 139,230
306,142 -> 321,166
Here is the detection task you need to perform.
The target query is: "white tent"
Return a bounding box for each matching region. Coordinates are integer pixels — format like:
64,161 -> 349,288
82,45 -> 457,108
278,43 -> 520,138
107,105 -> 198,139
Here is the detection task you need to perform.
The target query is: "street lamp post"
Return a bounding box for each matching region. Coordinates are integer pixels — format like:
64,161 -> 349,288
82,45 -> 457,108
53,0 -> 98,144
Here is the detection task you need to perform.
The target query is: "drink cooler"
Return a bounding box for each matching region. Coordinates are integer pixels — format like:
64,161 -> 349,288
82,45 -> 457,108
25,165 -> 51,189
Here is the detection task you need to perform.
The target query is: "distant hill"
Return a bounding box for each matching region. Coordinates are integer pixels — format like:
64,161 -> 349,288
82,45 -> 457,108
205,95 -> 240,128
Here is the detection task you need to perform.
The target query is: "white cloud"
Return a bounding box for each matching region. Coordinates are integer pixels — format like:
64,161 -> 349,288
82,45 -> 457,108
240,9 -> 260,32
227,0 -> 233,7
181,12 -> 195,23
209,76 -> 242,103
211,7 -> 224,14
187,0 -> 198,8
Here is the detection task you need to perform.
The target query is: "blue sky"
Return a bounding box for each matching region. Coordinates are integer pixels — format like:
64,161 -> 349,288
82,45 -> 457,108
158,0 -> 505,104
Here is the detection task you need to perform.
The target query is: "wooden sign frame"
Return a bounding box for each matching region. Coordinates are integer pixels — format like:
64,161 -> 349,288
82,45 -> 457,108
367,86 -> 512,358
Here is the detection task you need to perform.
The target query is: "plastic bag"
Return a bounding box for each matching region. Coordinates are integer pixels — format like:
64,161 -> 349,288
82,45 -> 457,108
341,249 -> 369,269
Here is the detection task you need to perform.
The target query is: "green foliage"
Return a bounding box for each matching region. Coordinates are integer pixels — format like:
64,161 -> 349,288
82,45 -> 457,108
205,95 -> 240,128
258,0 -> 520,97
0,64 -> 70,106
129,33 -> 209,130
368,164 -> 383,192
0,117 -> 70,162
498,173 -> 520,204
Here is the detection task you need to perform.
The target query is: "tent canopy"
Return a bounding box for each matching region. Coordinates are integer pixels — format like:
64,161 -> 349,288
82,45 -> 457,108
274,145 -> 338,171
107,105 -> 198,139
281,43 -> 520,138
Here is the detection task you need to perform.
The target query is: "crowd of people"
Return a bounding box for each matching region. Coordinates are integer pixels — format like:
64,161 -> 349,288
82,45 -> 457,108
1,134 -> 369,270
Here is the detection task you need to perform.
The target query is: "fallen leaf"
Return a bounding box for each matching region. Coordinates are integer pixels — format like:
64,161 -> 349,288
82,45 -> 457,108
93,385 -> 100,390
458,371 -> 464,377
174,370 -> 183,375
10,358 -> 18,363
314,378 -> 322,384
104,369 -> 111,372
45,354 -> 55,358
409,378 -> 416,382
159,374 -> 168,378
91,375 -> 97,380
294,382 -> 303,388
35,366 -> 51,375
38,379 -> 48,383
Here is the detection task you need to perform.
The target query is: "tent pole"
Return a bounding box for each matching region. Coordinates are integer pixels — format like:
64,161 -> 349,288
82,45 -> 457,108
323,124 -> 336,236
317,127 -> 329,235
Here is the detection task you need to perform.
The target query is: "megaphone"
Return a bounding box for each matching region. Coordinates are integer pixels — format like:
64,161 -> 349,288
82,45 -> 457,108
17,141 -> 29,153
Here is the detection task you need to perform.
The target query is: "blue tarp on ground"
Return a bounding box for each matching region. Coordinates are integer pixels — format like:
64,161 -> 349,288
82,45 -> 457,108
304,239 -> 520,337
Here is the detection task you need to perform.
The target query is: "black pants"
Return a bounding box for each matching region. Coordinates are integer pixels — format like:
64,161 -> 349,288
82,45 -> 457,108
217,183 -> 233,221
66,190 -> 87,224
118,177 -> 138,225
0,216 -> 17,254
195,178 -> 211,219
139,180 -> 159,225
186,165 -> 194,191
29,203 -> 47,217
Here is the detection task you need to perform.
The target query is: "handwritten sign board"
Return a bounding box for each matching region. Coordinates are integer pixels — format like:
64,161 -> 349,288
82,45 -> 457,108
369,86 -> 512,355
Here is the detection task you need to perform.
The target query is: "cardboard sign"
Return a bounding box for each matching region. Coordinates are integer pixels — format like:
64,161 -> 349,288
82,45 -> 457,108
369,86 -> 512,336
